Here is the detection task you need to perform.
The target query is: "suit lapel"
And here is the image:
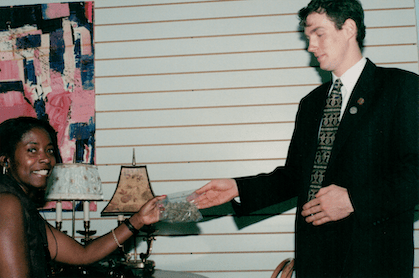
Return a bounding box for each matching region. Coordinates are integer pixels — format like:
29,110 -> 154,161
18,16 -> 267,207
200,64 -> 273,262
330,60 -> 378,162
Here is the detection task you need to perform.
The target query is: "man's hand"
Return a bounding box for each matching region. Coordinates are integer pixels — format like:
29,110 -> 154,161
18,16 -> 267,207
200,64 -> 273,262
301,184 -> 354,226
191,179 -> 239,209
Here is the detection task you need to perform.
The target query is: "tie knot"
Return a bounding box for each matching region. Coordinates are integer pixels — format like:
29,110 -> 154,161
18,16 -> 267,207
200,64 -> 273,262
333,79 -> 343,92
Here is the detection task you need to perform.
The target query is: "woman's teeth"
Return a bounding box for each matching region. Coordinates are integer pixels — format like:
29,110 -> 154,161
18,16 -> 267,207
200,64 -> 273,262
33,170 -> 49,176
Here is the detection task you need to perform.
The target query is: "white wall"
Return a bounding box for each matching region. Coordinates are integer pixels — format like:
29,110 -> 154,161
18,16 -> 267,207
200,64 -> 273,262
4,0 -> 418,277
417,0 -> 419,51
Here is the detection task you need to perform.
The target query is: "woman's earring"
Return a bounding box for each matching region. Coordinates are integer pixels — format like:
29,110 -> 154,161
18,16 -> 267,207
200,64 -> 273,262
3,162 -> 7,175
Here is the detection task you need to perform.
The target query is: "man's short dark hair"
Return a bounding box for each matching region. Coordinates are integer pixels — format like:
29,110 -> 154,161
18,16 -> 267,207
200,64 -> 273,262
298,0 -> 366,49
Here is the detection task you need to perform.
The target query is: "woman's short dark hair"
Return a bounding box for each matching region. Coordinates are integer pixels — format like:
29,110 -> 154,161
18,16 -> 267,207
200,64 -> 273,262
0,117 -> 62,164
298,0 -> 366,49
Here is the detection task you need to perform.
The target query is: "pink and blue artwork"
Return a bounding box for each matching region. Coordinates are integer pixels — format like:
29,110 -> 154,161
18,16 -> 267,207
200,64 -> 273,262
0,2 -> 95,164
0,2 -> 96,210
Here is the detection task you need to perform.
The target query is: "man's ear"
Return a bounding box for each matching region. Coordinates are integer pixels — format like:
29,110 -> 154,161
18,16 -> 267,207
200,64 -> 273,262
342,18 -> 357,40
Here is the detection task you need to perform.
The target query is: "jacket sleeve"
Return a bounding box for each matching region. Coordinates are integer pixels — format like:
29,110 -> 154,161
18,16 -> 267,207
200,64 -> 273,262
231,93 -> 321,216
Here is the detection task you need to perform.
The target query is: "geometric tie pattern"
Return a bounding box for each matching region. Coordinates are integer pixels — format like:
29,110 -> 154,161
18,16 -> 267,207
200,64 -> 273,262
307,79 -> 343,201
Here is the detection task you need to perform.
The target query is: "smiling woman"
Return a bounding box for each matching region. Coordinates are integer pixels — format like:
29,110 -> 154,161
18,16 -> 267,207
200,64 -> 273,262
0,116 -> 166,277
0,117 -> 61,207
0,117 -> 62,276
12,128 -> 56,188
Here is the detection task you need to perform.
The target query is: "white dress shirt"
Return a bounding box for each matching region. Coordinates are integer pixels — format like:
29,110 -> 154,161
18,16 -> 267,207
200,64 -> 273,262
331,57 -> 367,120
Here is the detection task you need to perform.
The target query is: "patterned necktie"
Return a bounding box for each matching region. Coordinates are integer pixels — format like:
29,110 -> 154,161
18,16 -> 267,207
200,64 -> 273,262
308,79 -> 343,201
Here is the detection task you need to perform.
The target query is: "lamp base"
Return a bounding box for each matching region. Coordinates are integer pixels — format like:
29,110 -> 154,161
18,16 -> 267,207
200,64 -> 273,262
123,260 -> 155,276
77,220 -> 97,244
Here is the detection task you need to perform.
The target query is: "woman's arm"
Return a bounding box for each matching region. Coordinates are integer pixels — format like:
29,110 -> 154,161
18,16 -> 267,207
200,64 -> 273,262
47,195 -> 165,265
0,194 -> 31,277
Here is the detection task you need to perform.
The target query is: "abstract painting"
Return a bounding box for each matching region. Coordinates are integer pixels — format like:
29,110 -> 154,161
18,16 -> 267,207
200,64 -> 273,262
0,2 -> 95,210
0,2 -> 95,164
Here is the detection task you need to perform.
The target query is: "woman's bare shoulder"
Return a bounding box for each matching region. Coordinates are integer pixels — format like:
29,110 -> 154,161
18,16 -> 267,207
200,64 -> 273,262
0,193 -> 24,219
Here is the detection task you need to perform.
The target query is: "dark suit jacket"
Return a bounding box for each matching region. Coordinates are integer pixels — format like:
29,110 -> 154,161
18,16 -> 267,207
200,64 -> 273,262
234,59 -> 419,277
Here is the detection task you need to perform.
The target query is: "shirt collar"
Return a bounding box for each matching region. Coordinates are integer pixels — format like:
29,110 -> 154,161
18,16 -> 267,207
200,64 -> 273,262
332,57 -> 367,95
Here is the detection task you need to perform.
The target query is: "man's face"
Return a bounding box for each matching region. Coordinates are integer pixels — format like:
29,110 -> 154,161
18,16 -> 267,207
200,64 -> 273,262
10,127 -> 56,193
304,12 -> 350,77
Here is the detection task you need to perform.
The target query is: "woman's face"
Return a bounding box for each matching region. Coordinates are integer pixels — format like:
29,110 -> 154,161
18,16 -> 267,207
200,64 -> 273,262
9,127 -> 56,193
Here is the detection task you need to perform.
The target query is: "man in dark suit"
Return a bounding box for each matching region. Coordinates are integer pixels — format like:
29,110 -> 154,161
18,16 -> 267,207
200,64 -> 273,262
192,0 -> 419,277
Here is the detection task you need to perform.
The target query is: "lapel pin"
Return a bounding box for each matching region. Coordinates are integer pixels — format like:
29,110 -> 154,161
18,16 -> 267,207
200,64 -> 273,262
350,106 -> 358,115
357,98 -> 365,105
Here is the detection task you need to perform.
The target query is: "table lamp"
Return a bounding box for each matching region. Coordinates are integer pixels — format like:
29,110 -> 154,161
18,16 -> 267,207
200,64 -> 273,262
46,163 -> 104,241
101,150 -> 157,274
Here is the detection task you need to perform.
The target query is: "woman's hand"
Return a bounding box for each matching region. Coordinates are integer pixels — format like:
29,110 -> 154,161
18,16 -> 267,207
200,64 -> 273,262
130,195 -> 166,228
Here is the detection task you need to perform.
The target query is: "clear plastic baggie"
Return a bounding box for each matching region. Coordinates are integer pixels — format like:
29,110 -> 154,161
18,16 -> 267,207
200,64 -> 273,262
158,190 -> 203,223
